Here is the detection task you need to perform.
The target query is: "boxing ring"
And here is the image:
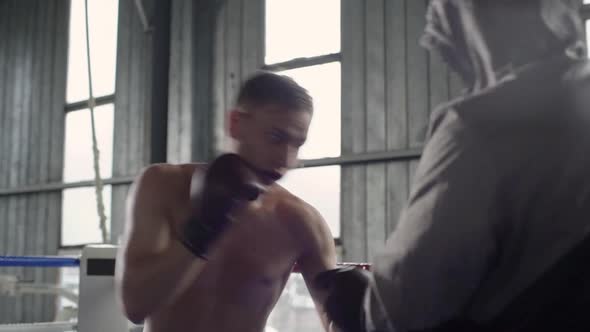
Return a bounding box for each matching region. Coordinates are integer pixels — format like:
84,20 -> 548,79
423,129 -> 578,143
0,246 -> 369,332
0,246 -> 140,332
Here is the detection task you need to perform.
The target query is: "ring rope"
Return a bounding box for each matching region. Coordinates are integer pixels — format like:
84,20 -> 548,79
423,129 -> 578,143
84,0 -> 108,243
0,321 -> 77,332
0,256 -> 80,268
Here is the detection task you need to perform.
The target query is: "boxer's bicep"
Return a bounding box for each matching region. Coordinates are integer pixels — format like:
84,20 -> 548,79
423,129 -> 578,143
297,208 -> 338,330
121,166 -> 173,261
298,207 -> 338,284
116,166 -> 205,322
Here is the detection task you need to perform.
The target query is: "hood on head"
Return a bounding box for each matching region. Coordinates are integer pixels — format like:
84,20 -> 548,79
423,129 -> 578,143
421,0 -> 586,93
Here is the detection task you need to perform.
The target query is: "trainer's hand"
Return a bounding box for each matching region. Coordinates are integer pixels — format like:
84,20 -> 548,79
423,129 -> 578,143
180,153 -> 265,259
316,266 -> 370,332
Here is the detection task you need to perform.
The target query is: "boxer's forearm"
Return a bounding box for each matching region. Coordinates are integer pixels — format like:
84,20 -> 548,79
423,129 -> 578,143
117,239 -> 206,323
318,310 -> 332,332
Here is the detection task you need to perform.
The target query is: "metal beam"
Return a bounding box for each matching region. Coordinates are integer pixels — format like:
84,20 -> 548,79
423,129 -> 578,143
64,94 -> 115,112
299,148 -> 422,168
0,148 -> 423,197
0,176 -> 135,196
263,53 -> 341,72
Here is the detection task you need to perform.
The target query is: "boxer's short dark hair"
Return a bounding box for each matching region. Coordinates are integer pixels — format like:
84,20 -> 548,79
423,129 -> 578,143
236,71 -> 313,113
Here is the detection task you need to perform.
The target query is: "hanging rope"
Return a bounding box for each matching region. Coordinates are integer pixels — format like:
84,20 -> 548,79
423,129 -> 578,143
84,0 -> 109,243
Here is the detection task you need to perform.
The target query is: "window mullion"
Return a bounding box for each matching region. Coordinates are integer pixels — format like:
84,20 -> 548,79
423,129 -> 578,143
65,93 -> 116,113
263,53 -> 341,72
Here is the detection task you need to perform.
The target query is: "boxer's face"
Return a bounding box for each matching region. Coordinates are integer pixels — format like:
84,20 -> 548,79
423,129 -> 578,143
229,103 -> 312,185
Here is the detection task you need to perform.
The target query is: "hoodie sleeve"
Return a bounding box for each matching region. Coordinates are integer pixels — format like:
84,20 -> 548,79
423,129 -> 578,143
364,108 -> 500,332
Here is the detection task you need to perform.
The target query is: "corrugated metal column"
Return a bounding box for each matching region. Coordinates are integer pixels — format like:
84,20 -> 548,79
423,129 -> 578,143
212,0 -> 264,156
110,0 -> 154,243
167,0 -> 229,163
191,0 -> 226,161
150,0 -> 172,163
341,0 -> 368,262
384,0 -> 410,240
167,0 -> 194,164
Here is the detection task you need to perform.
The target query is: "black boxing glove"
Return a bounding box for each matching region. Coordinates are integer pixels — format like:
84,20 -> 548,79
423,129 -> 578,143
180,154 -> 264,259
316,266 -> 371,332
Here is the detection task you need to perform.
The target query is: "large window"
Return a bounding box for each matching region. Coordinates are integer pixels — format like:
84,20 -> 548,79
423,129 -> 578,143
61,0 -> 118,247
265,0 -> 342,238
265,3 -> 340,330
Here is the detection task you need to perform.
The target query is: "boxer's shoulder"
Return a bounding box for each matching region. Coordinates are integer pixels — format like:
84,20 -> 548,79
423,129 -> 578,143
135,163 -> 206,185
272,186 -> 315,220
130,163 -> 207,204
271,187 -> 327,241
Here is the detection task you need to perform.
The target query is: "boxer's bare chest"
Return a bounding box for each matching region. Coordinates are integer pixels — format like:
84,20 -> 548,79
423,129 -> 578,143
167,184 -> 302,306
148,167 -> 307,331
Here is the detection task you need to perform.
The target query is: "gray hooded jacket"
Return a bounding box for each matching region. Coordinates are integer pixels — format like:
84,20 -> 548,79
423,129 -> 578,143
365,1 -> 590,331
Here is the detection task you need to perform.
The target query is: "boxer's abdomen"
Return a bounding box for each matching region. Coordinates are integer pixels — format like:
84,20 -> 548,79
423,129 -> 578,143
147,206 -> 298,332
146,262 -> 290,332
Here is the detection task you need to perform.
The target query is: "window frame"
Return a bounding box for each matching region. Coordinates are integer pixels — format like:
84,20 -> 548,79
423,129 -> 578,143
582,4 -> 590,47
60,108 -> 116,250
582,3 -> 590,20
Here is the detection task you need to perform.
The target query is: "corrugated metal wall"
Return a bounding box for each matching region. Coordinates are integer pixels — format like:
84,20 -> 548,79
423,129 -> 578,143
340,0 -> 463,261
0,0 -> 69,323
109,0 -> 155,243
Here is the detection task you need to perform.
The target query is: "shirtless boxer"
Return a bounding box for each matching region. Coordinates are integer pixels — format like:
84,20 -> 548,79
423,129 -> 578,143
115,72 -> 337,332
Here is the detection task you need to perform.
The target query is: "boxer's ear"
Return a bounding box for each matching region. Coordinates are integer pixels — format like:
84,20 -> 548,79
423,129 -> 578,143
228,108 -> 246,140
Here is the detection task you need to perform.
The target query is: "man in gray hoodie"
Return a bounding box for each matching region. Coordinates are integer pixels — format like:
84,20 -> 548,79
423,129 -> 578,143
318,1 -> 590,331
